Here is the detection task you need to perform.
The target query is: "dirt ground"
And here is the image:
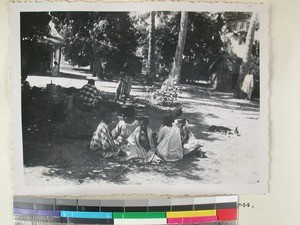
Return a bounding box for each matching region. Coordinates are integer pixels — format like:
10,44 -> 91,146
22,74 -> 260,186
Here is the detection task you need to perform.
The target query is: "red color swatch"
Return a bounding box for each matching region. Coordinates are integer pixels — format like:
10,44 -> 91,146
217,208 -> 238,221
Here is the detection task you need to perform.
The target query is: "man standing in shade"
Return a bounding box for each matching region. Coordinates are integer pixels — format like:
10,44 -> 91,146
241,72 -> 254,101
80,79 -> 102,109
51,61 -> 59,77
114,71 -> 133,105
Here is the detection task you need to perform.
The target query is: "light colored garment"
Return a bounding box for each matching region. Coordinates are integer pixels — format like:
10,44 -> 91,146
116,75 -> 133,96
157,125 -> 172,144
241,74 -> 254,97
125,127 -> 156,162
51,64 -> 59,76
90,121 -> 119,158
182,129 -> 200,155
156,126 -> 184,162
157,125 -> 200,162
111,119 -> 140,145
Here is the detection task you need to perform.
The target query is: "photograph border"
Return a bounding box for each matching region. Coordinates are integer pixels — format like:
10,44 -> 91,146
10,1 -> 269,196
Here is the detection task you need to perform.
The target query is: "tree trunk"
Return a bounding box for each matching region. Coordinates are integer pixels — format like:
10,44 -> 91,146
235,12 -> 258,97
244,12 -> 258,63
169,11 -> 189,83
146,11 -> 156,85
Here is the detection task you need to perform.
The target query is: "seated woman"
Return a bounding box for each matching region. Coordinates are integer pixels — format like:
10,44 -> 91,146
126,116 -> 156,162
176,116 -> 201,156
157,114 -> 201,162
90,113 -> 119,158
111,106 -> 140,150
157,113 -> 174,144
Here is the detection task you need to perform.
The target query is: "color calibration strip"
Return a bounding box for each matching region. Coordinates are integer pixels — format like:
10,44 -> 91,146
13,196 -> 238,224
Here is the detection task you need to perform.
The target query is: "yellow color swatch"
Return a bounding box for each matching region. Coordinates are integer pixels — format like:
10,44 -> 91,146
166,210 -> 216,218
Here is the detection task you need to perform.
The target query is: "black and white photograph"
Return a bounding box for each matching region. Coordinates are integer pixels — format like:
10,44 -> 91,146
11,2 -> 269,196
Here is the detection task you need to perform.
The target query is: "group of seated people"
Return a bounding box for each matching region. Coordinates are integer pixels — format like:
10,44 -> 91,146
89,106 -> 202,163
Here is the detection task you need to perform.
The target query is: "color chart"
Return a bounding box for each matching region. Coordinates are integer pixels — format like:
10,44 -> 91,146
14,196 -> 238,224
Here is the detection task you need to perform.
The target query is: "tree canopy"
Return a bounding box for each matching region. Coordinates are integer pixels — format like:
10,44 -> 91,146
21,10 -> 260,94
53,12 -> 140,78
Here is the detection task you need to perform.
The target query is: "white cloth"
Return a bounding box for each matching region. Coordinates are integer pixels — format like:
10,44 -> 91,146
157,125 -> 200,162
125,127 -> 156,162
111,119 -> 140,144
182,130 -> 200,155
156,126 -> 184,162
241,74 -> 254,95
157,126 -> 172,144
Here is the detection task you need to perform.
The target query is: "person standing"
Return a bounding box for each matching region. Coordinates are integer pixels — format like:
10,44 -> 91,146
114,71 -> 133,104
51,61 -> 59,77
241,73 -> 254,101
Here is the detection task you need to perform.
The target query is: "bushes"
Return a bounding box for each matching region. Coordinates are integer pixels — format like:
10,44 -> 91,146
146,84 -> 181,106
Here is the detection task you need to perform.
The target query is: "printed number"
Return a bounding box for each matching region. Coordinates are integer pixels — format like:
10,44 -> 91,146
238,202 -> 253,208
57,200 -> 63,204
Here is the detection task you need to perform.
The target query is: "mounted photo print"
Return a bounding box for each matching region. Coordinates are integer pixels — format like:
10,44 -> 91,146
10,1 -> 269,196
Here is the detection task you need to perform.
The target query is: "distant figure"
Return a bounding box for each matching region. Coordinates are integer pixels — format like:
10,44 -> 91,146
51,61 -> 59,77
21,74 -> 31,92
241,73 -> 254,101
114,71 -> 133,104
80,79 -> 102,108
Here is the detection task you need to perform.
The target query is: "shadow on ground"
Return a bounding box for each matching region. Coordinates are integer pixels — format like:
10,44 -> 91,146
22,75 -> 259,185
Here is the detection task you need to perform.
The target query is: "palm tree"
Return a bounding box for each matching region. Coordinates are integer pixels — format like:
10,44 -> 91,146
169,11 -> 189,83
235,12 -> 258,97
145,11 -> 156,84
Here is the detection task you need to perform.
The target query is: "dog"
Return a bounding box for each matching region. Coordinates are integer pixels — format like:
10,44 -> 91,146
208,125 -> 240,136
